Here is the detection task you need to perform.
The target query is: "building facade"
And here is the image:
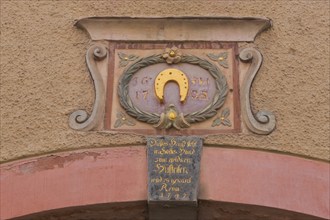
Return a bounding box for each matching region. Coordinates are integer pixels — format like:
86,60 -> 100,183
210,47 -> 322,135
0,1 -> 329,219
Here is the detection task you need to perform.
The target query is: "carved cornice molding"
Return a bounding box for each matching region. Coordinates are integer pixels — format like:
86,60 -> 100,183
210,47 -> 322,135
239,48 -> 276,134
75,16 -> 271,42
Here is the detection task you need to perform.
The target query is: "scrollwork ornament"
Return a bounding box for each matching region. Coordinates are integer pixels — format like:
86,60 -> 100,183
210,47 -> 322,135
239,47 -> 276,134
69,44 -> 108,131
118,53 -> 228,129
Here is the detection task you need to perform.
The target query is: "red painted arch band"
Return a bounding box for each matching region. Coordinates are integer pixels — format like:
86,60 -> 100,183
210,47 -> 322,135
0,147 -> 329,219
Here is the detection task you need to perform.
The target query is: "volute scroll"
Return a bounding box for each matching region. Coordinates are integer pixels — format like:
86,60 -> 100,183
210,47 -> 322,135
239,47 -> 276,134
69,44 -> 108,131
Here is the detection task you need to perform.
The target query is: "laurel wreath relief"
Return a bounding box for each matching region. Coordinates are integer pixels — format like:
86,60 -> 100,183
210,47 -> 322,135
117,50 -> 228,130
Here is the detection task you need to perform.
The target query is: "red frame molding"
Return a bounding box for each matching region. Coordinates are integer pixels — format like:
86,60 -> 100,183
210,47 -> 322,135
105,41 -> 241,135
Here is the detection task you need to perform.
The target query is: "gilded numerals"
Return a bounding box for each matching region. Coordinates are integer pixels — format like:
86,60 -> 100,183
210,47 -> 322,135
190,76 -> 210,101
131,75 -> 210,102
191,77 -> 209,86
191,90 -> 208,100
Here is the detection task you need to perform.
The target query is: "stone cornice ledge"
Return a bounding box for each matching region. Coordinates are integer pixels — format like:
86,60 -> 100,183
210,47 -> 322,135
75,16 -> 272,42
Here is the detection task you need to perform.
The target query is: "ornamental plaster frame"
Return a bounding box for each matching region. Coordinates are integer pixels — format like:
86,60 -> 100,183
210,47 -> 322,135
69,16 -> 276,135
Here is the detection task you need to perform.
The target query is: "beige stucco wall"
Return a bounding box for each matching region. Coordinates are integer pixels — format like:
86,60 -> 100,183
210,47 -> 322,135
1,0 -> 329,162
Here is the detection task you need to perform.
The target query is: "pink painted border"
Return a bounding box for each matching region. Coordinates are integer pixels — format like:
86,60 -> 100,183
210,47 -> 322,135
1,147 -> 329,219
0,147 -> 147,219
199,148 -> 330,219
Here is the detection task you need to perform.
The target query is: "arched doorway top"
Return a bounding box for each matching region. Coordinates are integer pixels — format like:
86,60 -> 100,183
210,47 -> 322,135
1,146 -> 329,219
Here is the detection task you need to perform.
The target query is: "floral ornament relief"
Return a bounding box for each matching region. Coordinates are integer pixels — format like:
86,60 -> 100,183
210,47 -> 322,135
212,107 -> 232,127
154,104 -> 190,130
162,46 -> 182,64
207,52 -> 229,68
118,52 -> 139,68
114,111 -> 136,128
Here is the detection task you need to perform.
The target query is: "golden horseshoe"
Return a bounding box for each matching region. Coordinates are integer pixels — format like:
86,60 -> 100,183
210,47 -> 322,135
154,68 -> 189,103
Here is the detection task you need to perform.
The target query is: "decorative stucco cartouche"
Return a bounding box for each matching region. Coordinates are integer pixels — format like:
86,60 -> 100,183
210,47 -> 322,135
0,0 -> 329,161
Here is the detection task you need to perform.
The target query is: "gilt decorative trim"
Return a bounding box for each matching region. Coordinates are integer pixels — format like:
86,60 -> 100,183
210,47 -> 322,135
69,44 -> 108,131
239,47 -> 276,134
